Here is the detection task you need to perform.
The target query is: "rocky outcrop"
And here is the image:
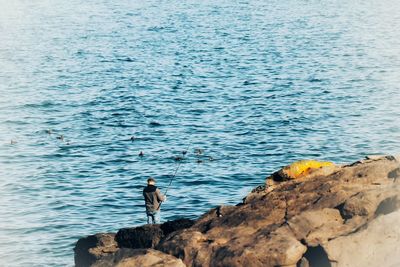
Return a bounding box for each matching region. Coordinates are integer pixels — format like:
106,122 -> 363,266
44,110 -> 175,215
75,155 -> 400,267
75,219 -> 194,266
74,233 -> 118,267
158,155 -> 400,267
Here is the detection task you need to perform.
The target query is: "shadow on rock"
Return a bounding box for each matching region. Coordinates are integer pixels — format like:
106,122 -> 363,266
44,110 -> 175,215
115,218 -> 195,249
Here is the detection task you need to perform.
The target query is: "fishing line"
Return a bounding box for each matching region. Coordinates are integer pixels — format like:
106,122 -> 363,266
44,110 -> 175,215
158,142 -> 191,209
165,142 -> 191,196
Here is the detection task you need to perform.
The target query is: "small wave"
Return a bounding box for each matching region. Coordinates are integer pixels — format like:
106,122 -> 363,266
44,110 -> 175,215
116,57 -> 135,62
23,101 -> 57,108
149,121 -> 162,127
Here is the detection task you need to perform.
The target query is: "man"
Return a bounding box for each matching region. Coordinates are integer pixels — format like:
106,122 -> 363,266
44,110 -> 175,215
143,177 -> 166,224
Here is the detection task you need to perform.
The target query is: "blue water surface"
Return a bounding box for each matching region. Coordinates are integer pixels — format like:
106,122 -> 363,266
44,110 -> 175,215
1,0 -> 400,266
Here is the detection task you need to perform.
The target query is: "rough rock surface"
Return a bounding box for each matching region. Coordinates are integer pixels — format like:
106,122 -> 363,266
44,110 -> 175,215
116,225 -> 164,249
76,155 -> 400,267
74,233 -> 118,267
158,156 -> 400,266
115,218 -> 195,249
324,210 -> 400,267
75,219 -> 194,266
92,248 -> 185,267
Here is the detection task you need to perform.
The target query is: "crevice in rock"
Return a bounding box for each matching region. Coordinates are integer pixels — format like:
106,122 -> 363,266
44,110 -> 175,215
345,161 -> 362,167
375,196 -> 399,216
334,203 -> 352,221
311,194 -> 323,205
284,196 -> 289,222
333,191 -> 363,222
327,221 -> 370,243
302,245 -> 331,267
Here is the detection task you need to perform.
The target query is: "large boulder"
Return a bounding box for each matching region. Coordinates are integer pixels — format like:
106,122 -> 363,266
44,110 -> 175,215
74,233 -> 118,267
92,248 -> 186,267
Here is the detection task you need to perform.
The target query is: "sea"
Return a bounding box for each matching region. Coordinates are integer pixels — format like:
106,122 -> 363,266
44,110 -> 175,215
1,0 -> 400,266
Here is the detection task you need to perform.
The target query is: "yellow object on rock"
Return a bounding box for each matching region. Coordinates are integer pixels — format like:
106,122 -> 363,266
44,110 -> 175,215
282,160 -> 334,179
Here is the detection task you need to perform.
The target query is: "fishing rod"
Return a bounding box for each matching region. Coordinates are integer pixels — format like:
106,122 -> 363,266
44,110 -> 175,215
158,142 -> 191,209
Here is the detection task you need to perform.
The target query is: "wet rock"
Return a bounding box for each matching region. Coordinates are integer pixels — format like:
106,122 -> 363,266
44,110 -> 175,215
74,233 -> 118,267
92,248 -> 185,267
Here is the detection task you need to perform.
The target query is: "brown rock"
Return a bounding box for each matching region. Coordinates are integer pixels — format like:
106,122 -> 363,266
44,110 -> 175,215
74,233 -> 118,267
158,156 -> 400,266
92,248 -> 186,267
288,208 -> 344,246
341,187 -> 400,219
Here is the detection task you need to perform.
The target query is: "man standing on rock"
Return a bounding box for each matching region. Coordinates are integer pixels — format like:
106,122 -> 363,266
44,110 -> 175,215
143,177 -> 166,224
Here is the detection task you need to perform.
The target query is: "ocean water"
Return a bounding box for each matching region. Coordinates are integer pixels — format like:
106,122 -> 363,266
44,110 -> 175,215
1,0 -> 400,266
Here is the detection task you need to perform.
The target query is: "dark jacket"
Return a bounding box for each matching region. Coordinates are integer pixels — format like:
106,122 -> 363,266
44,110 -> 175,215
143,185 -> 165,213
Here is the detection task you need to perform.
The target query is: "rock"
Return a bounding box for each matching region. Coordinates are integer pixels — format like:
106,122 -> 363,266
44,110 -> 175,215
297,257 -> 310,267
157,156 -> 400,266
341,187 -> 400,219
74,233 -> 118,267
75,219 -> 194,266
115,218 -> 195,250
160,218 -> 195,236
323,210 -> 400,267
116,225 -> 164,249
287,208 -> 344,246
92,248 -> 186,267
156,230 -> 207,265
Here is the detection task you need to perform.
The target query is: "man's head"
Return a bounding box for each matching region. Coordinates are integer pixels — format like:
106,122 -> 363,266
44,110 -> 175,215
147,177 -> 156,185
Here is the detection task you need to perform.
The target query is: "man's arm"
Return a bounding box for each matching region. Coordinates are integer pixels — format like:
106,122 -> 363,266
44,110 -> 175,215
155,188 -> 166,202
